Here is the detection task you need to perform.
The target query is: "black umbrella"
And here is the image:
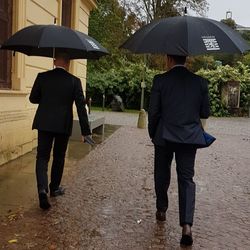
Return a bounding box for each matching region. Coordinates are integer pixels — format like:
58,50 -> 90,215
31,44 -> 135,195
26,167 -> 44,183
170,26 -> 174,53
120,15 -> 250,56
0,24 -> 109,59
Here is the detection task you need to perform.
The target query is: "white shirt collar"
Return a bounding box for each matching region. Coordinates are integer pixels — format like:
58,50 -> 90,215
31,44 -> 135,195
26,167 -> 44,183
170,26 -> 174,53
172,64 -> 186,69
56,66 -> 66,70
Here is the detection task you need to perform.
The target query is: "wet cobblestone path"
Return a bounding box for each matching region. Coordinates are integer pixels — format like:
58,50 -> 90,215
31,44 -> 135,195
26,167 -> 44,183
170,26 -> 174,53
0,115 -> 250,249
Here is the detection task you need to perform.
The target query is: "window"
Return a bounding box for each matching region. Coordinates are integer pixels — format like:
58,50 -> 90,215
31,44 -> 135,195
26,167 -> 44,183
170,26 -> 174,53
0,0 -> 12,89
61,0 -> 72,28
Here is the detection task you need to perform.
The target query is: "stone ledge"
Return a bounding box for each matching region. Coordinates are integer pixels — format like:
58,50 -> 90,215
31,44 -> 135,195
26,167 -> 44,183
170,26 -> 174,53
0,90 -> 29,96
71,114 -> 105,141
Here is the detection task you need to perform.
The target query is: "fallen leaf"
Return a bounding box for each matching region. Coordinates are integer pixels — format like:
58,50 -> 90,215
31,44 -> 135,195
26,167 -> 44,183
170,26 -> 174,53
7,213 -> 19,221
8,239 -> 18,244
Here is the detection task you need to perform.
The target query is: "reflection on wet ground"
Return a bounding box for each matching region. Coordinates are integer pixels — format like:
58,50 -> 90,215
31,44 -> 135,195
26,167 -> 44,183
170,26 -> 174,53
0,124 -> 120,216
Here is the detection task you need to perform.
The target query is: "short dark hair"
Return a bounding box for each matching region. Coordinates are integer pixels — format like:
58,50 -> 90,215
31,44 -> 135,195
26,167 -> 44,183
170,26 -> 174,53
167,55 -> 187,64
55,49 -> 70,61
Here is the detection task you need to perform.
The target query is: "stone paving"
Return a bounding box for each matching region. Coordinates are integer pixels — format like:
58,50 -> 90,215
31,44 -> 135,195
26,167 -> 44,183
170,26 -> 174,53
0,112 -> 250,249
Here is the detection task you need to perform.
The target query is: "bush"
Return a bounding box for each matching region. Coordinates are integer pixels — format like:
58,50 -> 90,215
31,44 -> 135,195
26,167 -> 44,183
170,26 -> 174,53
196,62 -> 250,116
87,60 -> 250,116
87,60 -> 160,110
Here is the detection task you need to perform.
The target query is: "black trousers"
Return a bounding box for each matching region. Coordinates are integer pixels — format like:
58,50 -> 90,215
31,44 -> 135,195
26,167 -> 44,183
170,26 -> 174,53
154,142 -> 197,226
36,130 -> 69,193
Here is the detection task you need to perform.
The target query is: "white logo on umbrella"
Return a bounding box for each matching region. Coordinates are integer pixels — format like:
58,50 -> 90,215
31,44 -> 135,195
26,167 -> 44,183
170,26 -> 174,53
202,36 -> 220,51
86,39 -> 100,50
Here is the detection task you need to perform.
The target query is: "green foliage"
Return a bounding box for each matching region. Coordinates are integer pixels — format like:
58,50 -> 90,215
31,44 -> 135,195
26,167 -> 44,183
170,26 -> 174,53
87,60 -> 160,109
88,0 -> 210,73
87,0 -> 250,116
213,53 -> 242,67
237,62 -> 250,109
221,18 -> 237,29
87,0 -> 159,110
196,62 -> 250,116
88,0 -> 127,71
241,53 -> 250,67
186,55 -> 217,72
241,30 -> 250,43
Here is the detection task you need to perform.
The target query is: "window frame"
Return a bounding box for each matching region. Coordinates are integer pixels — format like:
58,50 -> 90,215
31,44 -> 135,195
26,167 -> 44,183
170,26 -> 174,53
0,0 -> 13,89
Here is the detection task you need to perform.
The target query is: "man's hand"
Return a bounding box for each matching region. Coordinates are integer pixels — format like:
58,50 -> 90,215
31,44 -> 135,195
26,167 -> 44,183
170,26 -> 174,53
82,135 -> 95,146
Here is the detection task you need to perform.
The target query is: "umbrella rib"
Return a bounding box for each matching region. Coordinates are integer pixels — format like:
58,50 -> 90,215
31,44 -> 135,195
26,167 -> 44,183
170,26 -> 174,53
125,19 -> 162,52
212,21 -> 248,53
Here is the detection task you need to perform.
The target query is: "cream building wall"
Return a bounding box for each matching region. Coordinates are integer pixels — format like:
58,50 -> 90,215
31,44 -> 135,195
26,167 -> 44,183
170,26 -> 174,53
0,0 -> 96,166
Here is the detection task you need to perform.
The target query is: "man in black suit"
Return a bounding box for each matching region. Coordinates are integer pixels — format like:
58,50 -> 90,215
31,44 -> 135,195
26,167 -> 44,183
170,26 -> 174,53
30,52 -> 91,210
148,54 -> 210,246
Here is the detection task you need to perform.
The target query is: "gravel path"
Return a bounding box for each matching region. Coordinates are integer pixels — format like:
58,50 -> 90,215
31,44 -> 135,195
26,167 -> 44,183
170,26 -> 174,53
0,113 -> 249,249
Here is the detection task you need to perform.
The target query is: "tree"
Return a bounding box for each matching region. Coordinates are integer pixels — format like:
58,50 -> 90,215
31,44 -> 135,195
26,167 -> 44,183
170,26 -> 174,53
119,0 -> 209,71
87,0 -> 211,108
120,0 -> 208,22
88,0 -> 126,69
88,0 -> 143,72
221,18 -> 237,29
87,0 -> 147,107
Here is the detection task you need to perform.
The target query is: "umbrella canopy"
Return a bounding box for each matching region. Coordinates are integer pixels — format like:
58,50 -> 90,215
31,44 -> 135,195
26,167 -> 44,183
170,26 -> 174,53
0,24 -> 109,59
120,15 -> 250,56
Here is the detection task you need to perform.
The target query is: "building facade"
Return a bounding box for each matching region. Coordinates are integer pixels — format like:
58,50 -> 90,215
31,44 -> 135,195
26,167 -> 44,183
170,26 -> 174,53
0,0 -> 96,165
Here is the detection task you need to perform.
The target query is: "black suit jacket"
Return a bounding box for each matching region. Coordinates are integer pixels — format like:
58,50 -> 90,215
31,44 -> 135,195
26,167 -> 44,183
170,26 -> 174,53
148,66 -> 210,147
29,68 -> 91,136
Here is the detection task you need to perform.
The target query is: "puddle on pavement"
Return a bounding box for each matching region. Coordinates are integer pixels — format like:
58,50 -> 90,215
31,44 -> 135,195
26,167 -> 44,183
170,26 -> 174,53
0,124 -> 120,216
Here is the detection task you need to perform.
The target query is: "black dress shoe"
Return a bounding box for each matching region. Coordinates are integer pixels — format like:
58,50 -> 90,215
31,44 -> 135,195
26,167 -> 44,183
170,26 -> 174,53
180,234 -> 193,246
156,210 -> 166,221
50,187 -> 65,197
180,224 -> 193,246
39,192 -> 51,210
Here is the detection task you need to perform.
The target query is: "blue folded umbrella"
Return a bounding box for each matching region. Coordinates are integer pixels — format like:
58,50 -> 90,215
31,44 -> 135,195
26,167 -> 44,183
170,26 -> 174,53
202,131 -> 216,148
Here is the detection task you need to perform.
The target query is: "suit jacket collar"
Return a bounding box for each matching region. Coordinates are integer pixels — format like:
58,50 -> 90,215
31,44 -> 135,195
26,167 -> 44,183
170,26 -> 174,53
168,65 -> 188,74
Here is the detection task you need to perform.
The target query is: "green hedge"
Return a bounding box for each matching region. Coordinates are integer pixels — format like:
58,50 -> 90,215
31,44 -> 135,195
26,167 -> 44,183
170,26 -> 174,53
87,61 -> 159,110
197,62 -> 250,116
87,61 -> 250,116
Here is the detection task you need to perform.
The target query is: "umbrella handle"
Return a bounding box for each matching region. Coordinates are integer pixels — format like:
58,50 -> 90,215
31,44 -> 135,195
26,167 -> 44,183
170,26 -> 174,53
184,7 -> 187,15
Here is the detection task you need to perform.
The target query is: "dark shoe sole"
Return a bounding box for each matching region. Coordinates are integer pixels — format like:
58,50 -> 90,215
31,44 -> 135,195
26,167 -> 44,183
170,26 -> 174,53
39,193 -> 51,210
50,187 -> 65,197
180,234 -> 193,246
